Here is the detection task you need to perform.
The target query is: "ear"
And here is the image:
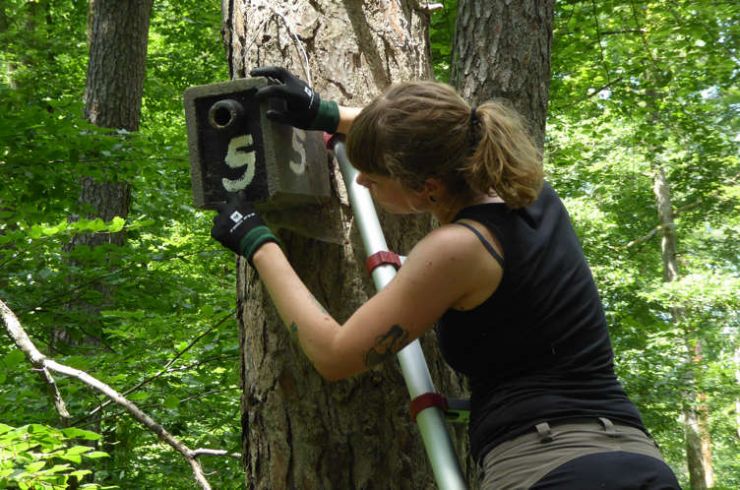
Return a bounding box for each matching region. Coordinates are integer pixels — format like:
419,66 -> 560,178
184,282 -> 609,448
422,177 -> 444,196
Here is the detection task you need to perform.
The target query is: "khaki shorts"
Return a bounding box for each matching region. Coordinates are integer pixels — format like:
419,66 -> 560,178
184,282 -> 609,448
479,418 -> 667,490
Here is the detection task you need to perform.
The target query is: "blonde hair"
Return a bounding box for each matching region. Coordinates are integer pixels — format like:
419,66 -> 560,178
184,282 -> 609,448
346,81 -> 543,209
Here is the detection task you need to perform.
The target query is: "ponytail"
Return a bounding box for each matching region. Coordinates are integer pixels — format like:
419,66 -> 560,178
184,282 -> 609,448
348,82 -> 543,209
464,101 -> 543,209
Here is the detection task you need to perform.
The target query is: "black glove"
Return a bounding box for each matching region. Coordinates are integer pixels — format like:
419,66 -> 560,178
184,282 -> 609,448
250,66 -> 339,133
211,192 -> 279,264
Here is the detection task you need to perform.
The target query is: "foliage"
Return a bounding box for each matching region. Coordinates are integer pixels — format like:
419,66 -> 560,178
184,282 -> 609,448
1,0 -> 240,488
0,422 -> 109,489
1,0 -> 737,488
548,0 -> 739,487
433,0 -> 739,486
430,1 -> 457,81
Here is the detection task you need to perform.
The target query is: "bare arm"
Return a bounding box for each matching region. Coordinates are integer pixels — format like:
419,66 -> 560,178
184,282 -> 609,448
336,106 -> 363,134
251,224 -> 502,381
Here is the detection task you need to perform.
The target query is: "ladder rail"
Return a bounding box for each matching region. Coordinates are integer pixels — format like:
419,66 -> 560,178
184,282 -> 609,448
333,138 -> 467,490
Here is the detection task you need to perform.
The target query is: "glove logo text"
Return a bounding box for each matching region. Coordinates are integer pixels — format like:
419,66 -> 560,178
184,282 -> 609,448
230,211 -> 244,223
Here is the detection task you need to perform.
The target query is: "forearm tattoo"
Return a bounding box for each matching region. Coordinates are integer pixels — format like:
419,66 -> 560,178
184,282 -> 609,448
364,325 -> 410,368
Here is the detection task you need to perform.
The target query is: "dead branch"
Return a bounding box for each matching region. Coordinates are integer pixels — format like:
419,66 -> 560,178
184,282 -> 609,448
1,299 -> 73,424
623,198 -> 705,249
420,3 -> 444,12
36,366 -> 72,426
624,224 -> 661,249
1,298 -> 236,490
191,448 -> 242,459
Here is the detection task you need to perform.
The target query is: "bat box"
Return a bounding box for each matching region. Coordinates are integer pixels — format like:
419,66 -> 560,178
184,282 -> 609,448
183,78 -> 331,210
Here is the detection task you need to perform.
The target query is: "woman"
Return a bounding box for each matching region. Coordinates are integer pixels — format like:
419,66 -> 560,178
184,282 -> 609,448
211,67 -> 680,489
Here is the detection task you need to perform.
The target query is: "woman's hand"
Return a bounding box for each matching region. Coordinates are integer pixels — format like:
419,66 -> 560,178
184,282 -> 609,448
250,66 -> 340,133
210,192 -> 279,264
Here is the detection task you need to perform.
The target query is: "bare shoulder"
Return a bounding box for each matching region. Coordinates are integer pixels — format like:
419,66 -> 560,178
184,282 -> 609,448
404,222 -> 503,311
400,223 -> 494,278
411,222 -> 494,258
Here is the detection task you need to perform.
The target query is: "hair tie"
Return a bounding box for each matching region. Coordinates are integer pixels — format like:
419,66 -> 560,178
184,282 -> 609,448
468,104 -> 480,153
470,104 -> 478,126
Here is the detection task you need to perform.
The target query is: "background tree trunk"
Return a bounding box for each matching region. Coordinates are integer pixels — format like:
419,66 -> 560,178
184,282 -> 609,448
55,0 -> 153,350
226,1 -> 472,488
76,0 -> 153,248
450,0 -> 554,151
84,0 -> 152,131
59,1 -> 153,485
653,164 -> 714,489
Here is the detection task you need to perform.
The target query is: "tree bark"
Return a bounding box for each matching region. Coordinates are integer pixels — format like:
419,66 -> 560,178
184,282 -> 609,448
652,165 -> 714,489
57,1 -> 154,484
74,0 -> 153,249
227,1 -> 471,488
84,0 -> 152,131
450,0 -> 554,151
56,0 -> 153,350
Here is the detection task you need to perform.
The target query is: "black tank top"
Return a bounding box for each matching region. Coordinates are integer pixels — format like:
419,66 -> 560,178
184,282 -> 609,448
435,182 -> 645,462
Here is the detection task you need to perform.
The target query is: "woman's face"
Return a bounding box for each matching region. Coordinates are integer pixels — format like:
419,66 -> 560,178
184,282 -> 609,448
355,172 -> 428,214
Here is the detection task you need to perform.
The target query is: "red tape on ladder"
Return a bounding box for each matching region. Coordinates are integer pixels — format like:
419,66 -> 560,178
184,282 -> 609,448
410,393 -> 448,423
365,251 -> 402,275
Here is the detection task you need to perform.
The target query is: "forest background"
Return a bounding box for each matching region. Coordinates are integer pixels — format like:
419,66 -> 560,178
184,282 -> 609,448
0,0 -> 737,488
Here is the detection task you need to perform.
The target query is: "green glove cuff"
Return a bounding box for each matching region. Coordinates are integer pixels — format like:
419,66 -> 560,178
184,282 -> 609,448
311,100 -> 340,133
239,225 -> 279,265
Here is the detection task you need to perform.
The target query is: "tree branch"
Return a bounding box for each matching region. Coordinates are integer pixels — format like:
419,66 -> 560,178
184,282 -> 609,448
1,298 -> 231,490
623,224 -> 661,249
35,366 -> 72,426
601,29 -> 644,35
419,3 -> 443,12
191,448 -> 242,459
73,386 -> 237,431
25,249 -> 225,316
590,0 -> 612,86
622,199 -> 702,250
583,76 -> 626,100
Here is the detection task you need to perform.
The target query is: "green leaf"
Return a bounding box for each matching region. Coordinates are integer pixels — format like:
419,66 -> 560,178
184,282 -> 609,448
27,424 -> 53,436
44,464 -> 72,474
83,451 -> 110,460
24,461 -> 45,473
60,428 -> 102,441
109,216 -> 126,232
70,469 -> 92,480
58,453 -> 82,464
128,391 -> 150,402
3,350 -> 26,369
163,395 -> 180,409
65,446 -> 93,456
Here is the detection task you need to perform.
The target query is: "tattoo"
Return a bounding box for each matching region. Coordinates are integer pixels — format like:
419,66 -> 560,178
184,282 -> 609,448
289,322 -> 299,338
364,325 -> 410,368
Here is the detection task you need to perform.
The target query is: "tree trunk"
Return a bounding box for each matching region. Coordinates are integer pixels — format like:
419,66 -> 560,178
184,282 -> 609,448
227,1 -> 471,488
76,0 -> 152,248
450,0 -> 554,151
653,165 -> 714,489
58,1 -> 153,485
56,0 -> 153,351
84,0 -> 152,131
